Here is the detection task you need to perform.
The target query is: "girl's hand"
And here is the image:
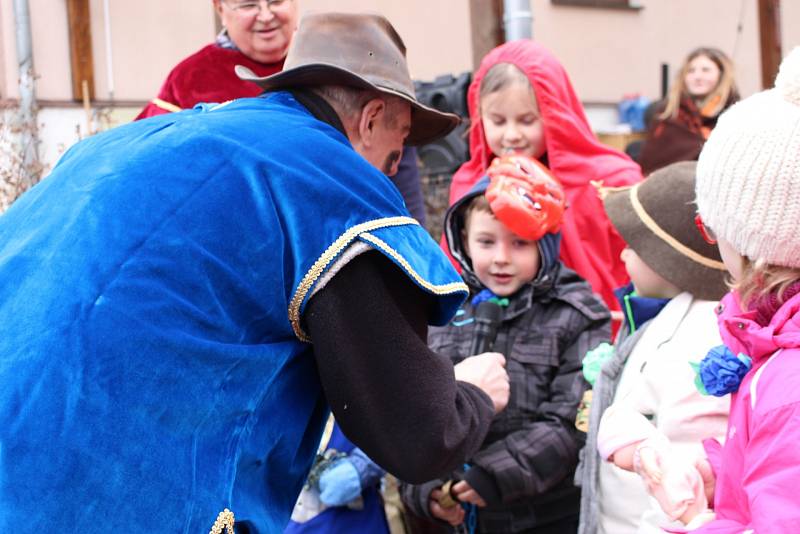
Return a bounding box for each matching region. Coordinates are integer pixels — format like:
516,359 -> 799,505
452,480 -> 487,507
429,489 -> 465,526
636,445 -> 663,486
695,457 -> 716,505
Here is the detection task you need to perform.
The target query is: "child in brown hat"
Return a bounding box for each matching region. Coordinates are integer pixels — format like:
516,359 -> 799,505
577,161 -> 730,533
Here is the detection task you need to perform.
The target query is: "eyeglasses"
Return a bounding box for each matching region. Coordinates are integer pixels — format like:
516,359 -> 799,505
694,214 -> 717,245
224,0 -> 291,16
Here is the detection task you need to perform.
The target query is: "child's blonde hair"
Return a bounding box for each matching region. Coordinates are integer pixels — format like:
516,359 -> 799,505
474,63 -> 536,138
660,47 -> 739,120
735,259 -> 800,310
479,62 -> 531,103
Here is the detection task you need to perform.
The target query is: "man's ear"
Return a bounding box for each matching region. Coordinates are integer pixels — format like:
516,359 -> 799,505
357,98 -> 386,148
213,0 -> 224,18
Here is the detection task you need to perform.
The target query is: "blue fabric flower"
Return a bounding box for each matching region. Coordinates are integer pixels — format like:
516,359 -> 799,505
691,345 -> 752,397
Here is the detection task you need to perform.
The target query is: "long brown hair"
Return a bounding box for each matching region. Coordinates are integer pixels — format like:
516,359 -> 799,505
660,47 -> 739,120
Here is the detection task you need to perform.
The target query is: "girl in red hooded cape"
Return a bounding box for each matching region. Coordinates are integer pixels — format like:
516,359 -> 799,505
448,40 -> 643,315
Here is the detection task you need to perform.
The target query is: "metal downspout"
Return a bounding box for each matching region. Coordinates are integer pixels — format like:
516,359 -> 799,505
13,0 -> 40,190
503,0 -> 533,41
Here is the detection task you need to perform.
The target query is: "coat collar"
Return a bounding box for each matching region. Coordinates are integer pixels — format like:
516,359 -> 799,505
639,291 -> 695,348
718,290 -> 800,362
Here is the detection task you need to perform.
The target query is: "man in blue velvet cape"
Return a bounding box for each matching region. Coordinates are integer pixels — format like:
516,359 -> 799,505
0,12 -> 510,534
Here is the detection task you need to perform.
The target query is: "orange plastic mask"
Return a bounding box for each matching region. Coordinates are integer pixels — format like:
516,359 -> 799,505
485,155 -> 566,241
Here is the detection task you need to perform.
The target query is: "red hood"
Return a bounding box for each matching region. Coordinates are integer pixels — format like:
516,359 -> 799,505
449,40 -> 643,311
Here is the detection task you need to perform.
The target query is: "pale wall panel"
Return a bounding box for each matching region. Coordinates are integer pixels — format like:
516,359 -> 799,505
531,0 -> 761,104
0,0 -> 10,98
299,0 -> 473,81
1,0 -> 72,100
89,0 -> 216,101
783,0 -> 800,59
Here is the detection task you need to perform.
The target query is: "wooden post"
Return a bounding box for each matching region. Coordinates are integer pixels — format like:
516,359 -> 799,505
66,0 -> 95,101
758,0 -> 782,89
469,0 -> 505,70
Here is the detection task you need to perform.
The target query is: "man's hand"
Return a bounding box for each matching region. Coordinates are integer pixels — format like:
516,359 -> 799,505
454,352 -> 509,413
429,488 -> 465,526
452,480 -> 487,507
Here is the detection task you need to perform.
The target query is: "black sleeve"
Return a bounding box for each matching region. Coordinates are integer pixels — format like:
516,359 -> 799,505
400,478 -> 446,520
305,250 -> 494,484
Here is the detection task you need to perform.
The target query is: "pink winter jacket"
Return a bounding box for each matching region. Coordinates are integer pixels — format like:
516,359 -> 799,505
691,291 -> 800,533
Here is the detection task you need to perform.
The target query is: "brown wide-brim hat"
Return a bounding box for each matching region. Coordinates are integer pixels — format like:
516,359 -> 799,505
236,12 -> 460,146
602,161 -> 728,301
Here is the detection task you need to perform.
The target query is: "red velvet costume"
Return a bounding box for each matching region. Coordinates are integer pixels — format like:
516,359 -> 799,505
136,43 -> 283,119
449,41 -> 643,313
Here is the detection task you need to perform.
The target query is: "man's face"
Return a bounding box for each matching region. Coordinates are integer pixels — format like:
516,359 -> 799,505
215,0 -> 298,64
361,100 -> 412,176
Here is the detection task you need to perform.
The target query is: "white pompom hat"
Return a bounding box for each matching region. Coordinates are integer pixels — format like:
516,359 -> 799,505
696,46 -> 800,267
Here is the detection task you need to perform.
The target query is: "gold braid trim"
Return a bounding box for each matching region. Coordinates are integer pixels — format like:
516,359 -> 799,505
628,184 -> 727,271
288,216 -> 467,342
360,232 -> 468,295
151,98 -> 182,113
209,508 -> 235,534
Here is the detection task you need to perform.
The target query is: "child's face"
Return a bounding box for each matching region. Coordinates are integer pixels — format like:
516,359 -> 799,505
464,209 -> 541,297
620,247 -> 682,299
480,82 -> 546,161
684,54 -> 721,99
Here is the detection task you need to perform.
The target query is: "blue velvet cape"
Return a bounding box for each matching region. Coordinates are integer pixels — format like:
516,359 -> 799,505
0,92 -> 467,532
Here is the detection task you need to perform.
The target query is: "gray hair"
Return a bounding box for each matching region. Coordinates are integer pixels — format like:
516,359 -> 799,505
313,85 -> 404,127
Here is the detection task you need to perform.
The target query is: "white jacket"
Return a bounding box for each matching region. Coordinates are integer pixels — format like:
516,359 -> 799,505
597,292 -> 730,534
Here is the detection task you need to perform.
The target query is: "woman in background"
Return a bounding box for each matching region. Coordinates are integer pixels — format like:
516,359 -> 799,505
637,47 -> 738,175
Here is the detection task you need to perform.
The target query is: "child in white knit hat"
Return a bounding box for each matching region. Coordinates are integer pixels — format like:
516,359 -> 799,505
688,46 -> 800,531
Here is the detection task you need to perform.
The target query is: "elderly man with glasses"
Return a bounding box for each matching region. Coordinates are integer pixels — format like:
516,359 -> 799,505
136,0 -> 298,119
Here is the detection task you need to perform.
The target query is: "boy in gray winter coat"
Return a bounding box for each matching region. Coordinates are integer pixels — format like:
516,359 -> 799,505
403,157 -> 610,533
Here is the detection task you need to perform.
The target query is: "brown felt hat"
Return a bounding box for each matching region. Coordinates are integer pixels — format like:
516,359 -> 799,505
235,12 -> 460,146
602,161 -> 728,301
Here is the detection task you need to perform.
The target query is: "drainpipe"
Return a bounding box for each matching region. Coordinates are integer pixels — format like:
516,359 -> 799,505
13,0 -> 40,190
504,0 -> 533,41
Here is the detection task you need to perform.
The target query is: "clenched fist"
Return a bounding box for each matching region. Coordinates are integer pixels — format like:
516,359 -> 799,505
454,352 -> 510,413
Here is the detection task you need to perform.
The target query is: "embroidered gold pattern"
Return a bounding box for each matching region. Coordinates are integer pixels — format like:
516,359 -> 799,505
152,97 -> 182,113
628,184 -> 727,271
208,508 -> 235,534
288,216 -> 467,342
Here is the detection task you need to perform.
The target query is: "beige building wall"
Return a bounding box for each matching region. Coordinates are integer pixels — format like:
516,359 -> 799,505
90,0 -> 216,102
301,0 -> 474,81
1,0 -> 798,105
532,0 -> 762,102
